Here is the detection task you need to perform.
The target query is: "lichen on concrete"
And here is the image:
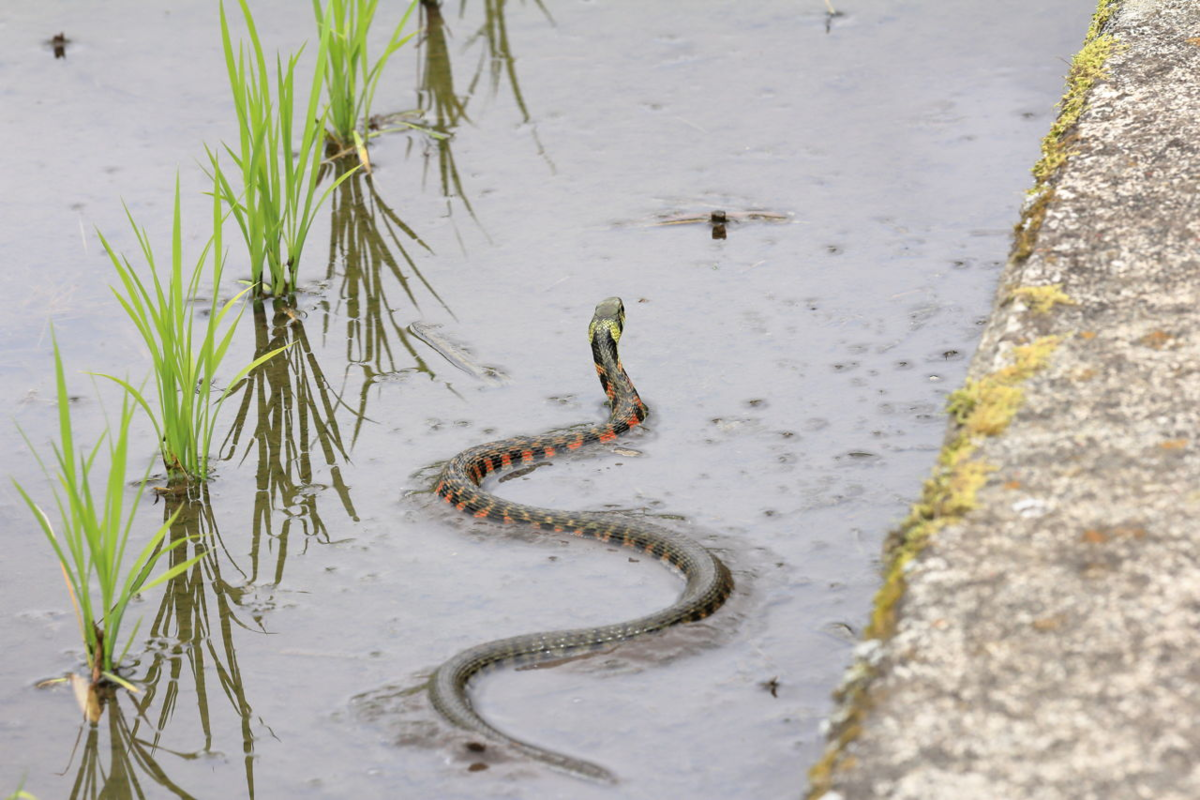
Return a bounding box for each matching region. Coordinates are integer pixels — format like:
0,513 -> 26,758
1009,284 -> 1076,315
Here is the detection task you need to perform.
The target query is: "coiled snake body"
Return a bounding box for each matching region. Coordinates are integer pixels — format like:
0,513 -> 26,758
430,297 -> 734,782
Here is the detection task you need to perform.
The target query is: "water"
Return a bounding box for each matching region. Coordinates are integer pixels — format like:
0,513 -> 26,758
0,1 -> 1096,797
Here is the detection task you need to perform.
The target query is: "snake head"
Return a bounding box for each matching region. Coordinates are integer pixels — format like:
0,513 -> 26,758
589,297 -> 625,344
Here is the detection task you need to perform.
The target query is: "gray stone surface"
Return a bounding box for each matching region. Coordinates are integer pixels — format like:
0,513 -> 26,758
812,2 -> 1200,798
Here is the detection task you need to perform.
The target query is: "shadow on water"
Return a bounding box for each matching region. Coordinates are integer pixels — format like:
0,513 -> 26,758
221,301 -> 360,577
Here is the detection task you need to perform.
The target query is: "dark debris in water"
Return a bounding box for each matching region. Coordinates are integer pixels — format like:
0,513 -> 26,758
837,450 -> 882,465
821,621 -> 859,643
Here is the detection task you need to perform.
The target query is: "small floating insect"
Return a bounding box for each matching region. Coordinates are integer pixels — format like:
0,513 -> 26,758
641,209 -> 792,240
47,32 -> 70,59
648,209 -> 792,227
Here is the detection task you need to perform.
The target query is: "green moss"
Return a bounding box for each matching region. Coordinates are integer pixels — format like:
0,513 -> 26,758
944,337 -> 1062,438
1010,284 -> 1076,315
948,380 -> 1024,437
869,434 -> 998,638
1013,0 -> 1121,265
806,337 -> 1062,798
1012,188 -> 1054,262
1030,0 -> 1121,185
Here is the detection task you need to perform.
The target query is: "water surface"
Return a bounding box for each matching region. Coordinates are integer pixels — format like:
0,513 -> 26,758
0,1 -> 1095,797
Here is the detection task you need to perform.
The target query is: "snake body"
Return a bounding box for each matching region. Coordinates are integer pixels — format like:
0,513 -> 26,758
430,297 -> 734,782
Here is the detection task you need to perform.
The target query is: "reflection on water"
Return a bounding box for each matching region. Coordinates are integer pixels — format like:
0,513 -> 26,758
414,0 -> 477,221
64,693 -> 195,799
323,165 -> 460,435
221,302 -> 360,577
412,0 -> 555,220
124,493 -> 262,799
460,0 -> 553,124
327,165 -> 443,317
319,156 -> 519,452
54,491 -> 279,799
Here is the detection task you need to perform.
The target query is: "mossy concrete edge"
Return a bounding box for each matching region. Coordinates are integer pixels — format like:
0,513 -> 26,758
803,1 -> 1124,796
805,337 -> 1062,798
1013,0 -> 1121,264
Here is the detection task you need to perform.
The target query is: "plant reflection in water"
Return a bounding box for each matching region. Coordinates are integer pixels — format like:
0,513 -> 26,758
63,493 -> 260,800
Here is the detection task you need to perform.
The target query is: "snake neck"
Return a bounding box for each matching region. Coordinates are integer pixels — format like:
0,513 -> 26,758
591,326 -> 649,428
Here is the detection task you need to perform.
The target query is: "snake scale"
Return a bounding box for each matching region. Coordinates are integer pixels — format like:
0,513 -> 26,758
429,297 -> 735,782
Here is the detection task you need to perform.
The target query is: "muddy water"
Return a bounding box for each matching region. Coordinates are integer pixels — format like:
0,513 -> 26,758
1,1 -> 1095,797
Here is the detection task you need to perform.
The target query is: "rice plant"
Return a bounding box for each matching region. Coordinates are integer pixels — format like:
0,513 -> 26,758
209,0 -> 356,296
4,780 -> 36,800
96,175 -> 287,484
315,0 -> 420,162
12,335 -> 203,693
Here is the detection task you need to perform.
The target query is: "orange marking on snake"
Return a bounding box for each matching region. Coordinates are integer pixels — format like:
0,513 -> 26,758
543,446 -> 556,458
500,453 -> 512,468
598,428 -> 617,443
521,449 -> 534,463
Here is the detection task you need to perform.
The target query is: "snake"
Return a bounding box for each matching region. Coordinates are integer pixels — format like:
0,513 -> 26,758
429,297 -> 735,782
